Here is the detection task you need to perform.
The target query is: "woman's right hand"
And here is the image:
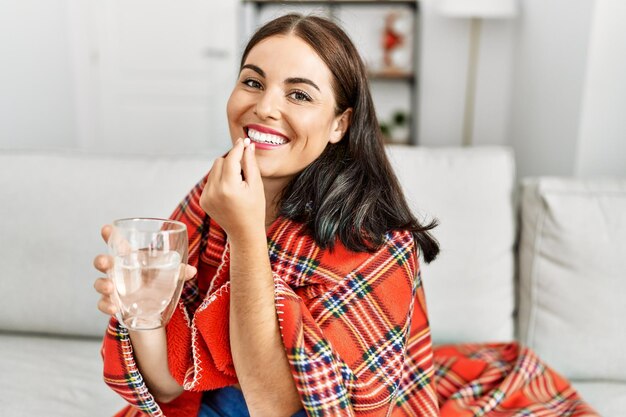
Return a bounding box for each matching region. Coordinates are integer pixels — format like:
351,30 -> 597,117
92,224 -> 197,317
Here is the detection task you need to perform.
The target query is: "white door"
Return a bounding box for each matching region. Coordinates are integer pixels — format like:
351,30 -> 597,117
80,0 -> 237,153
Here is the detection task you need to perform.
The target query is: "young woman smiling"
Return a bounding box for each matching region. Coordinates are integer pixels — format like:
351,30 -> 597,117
93,12 -> 596,417
95,13 -> 439,417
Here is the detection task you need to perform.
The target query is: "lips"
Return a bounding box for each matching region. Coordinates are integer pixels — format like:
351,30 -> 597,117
245,124 -> 290,147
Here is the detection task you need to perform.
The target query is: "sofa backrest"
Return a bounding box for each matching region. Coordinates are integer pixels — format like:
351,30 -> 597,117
0,150 -> 222,338
0,146 -> 517,343
387,146 -> 517,344
518,178 -> 626,382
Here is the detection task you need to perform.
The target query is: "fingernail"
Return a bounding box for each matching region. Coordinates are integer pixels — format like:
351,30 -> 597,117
243,137 -> 251,147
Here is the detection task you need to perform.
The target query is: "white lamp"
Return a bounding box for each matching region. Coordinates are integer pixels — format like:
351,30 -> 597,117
439,0 -> 518,146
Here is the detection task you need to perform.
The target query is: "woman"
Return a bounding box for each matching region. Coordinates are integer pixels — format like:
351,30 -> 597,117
95,15 -> 438,416
95,13 -> 598,417
95,13 -> 439,417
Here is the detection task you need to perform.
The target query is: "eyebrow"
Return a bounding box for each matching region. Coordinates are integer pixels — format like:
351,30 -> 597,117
286,77 -> 320,92
241,64 -> 321,92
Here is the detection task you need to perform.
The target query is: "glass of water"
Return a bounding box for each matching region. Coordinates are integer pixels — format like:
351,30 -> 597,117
107,218 -> 188,331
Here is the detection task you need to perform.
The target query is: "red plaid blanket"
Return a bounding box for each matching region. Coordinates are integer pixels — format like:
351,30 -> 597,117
101,175 -> 598,417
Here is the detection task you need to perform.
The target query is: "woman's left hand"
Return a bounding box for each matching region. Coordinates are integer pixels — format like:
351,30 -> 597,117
200,138 -> 265,240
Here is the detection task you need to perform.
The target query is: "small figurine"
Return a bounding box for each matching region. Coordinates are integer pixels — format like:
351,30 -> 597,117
382,12 -> 405,71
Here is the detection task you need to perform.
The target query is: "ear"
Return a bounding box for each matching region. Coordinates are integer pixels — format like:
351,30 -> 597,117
329,108 -> 353,144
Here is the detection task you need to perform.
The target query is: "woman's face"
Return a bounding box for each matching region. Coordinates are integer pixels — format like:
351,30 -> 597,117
227,34 -> 350,183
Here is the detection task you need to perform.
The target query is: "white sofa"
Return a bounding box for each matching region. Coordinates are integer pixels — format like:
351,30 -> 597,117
0,146 -> 624,416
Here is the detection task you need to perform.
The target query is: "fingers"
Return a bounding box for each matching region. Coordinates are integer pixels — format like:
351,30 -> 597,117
223,138 -> 246,181
94,277 -> 114,295
95,227 -> 116,316
94,277 -> 117,315
97,297 -> 117,315
93,254 -> 113,273
241,140 -> 261,185
101,224 -> 112,243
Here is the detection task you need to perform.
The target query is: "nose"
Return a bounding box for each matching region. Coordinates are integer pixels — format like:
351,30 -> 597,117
254,88 -> 281,120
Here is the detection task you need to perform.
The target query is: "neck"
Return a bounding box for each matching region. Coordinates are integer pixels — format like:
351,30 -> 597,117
262,176 -> 290,229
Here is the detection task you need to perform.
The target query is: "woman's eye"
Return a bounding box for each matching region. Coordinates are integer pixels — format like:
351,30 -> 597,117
289,90 -> 312,102
243,79 -> 262,89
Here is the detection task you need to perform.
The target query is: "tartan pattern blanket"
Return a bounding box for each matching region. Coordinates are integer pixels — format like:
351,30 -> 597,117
101,174 -> 599,417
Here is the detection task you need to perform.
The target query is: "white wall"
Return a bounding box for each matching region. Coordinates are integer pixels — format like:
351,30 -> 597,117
2,0 -> 516,152
473,18 -> 516,147
0,0 -> 76,149
1,0 -> 238,153
509,0 -> 595,178
2,1 -> 624,177
509,0 -> 626,178
418,0 -> 468,146
575,0 -> 626,177
418,0 -> 516,147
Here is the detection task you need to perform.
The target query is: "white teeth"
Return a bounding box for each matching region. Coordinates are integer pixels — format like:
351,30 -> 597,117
247,128 -> 288,145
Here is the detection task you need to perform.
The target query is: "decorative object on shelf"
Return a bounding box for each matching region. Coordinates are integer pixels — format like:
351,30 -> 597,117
380,110 -> 410,143
382,12 -> 405,70
438,0 -> 518,146
380,9 -> 413,76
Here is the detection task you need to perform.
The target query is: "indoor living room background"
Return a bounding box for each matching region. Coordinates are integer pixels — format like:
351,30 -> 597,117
1,1 -> 624,416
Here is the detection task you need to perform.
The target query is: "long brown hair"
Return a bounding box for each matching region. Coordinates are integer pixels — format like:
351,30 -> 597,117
241,14 -> 440,263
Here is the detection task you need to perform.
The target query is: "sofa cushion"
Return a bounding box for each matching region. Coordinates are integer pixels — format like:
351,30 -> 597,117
0,333 -> 126,416
518,178 -> 626,382
0,150 -> 221,338
387,146 -> 517,344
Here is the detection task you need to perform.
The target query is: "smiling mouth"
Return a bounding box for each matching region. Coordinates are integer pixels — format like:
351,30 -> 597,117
245,127 -> 290,146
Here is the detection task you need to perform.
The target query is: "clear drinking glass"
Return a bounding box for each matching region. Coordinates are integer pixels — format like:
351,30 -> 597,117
107,218 -> 188,330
